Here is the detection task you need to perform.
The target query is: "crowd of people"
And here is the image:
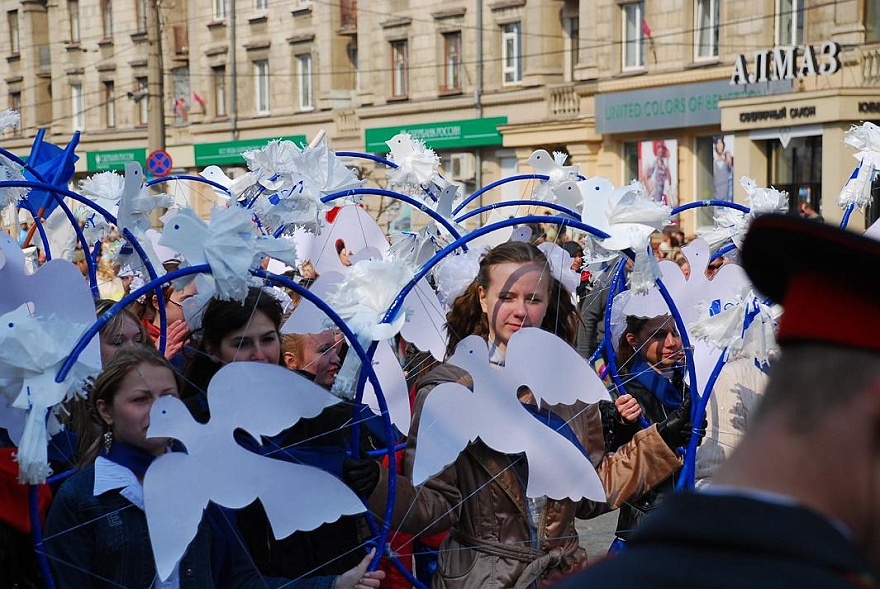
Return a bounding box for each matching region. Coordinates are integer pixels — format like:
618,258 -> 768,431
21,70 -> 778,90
3,199 -> 877,589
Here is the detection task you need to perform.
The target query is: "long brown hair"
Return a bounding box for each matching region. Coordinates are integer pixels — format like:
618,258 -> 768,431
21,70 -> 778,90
77,346 -> 177,466
616,315 -> 652,374
445,241 -> 578,357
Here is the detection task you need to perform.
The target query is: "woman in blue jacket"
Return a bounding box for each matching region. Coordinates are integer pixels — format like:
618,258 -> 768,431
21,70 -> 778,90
44,345 -> 382,589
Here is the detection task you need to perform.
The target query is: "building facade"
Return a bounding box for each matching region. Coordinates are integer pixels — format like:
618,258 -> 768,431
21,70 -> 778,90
1,0 -> 878,233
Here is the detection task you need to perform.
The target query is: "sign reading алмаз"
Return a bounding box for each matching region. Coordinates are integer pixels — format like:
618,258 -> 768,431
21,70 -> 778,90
730,42 -> 841,86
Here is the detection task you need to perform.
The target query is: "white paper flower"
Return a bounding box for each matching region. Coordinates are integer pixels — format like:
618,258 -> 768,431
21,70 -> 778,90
689,288 -> 781,365
385,133 -> 441,193
433,246 -> 486,308
0,154 -> 28,209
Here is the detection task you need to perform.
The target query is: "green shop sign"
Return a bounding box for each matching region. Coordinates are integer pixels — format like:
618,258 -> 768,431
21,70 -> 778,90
87,148 -> 147,172
194,135 -> 307,167
365,117 -> 508,153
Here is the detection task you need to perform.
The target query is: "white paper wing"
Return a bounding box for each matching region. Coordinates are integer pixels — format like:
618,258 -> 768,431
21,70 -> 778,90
505,328 -> 610,406
361,339 -> 412,432
411,382 -> 480,485
400,278 -> 447,361
145,453 -> 210,581
207,362 -> 341,437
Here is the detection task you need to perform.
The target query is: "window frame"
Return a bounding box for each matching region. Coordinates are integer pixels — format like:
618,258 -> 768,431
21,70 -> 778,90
622,2 -> 645,71
254,59 -> 270,115
68,0 -> 80,42
101,0 -> 113,39
254,0 -> 268,11
8,10 -> 18,55
71,83 -> 84,131
214,0 -> 226,20
775,0 -> 804,47
104,81 -> 116,128
501,22 -> 522,86
136,76 -> 149,125
694,0 -> 720,60
390,40 -> 409,98
9,91 -> 20,135
442,31 -> 462,92
296,53 -> 314,111
212,65 -> 227,118
134,0 -> 147,33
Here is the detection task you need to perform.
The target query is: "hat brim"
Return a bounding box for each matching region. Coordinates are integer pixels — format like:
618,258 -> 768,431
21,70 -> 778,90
741,214 -> 880,304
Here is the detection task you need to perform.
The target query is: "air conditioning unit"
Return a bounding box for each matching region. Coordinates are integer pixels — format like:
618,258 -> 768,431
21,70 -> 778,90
449,152 -> 476,182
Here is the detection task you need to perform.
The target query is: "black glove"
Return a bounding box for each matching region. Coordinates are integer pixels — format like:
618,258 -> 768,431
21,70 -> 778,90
342,456 -> 380,496
657,395 -> 705,451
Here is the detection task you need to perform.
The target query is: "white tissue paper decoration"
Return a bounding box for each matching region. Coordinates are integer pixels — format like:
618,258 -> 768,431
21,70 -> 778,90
0,154 -> 27,209
412,329 -> 611,501
159,206 -> 297,301
689,287 -> 781,366
114,162 -> 176,275
526,149 -> 580,203
144,362 -> 365,582
324,259 -> 413,398
838,122 -> 880,210
385,133 -> 441,193
0,233 -> 101,482
698,177 -> 788,254
198,165 -> 252,202
433,247 -> 486,308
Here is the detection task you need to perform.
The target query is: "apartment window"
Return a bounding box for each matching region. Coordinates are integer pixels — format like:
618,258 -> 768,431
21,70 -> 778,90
213,66 -> 227,117
348,40 -> 359,90
695,0 -> 720,59
564,17 -> 579,81
776,0 -> 803,46
297,53 -> 314,111
442,32 -> 462,91
104,81 -> 116,128
869,0 -> 880,43
69,0 -> 80,42
214,0 -> 226,20
71,84 -> 84,131
254,59 -> 270,114
255,0 -> 268,10
391,40 -> 408,97
622,2 -> 645,70
136,76 -> 148,124
135,0 -> 147,33
9,92 -> 20,135
501,22 -> 522,85
101,0 -> 113,39
8,10 -> 18,54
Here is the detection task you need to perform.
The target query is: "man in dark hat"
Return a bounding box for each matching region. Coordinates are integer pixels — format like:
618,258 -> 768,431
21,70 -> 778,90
554,214 -> 880,588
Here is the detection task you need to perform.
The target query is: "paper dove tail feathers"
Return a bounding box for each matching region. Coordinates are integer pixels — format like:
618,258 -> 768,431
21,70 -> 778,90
16,404 -> 53,484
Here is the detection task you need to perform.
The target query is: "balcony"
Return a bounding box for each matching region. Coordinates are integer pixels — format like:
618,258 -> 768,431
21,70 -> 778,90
548,83 -> 579,117
339,0 -> 357,35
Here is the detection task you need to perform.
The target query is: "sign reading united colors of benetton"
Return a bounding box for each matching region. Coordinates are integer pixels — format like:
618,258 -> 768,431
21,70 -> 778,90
730,42 -> 841,86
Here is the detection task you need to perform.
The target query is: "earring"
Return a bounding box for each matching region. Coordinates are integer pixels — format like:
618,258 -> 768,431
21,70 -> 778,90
103,430 -> 113,455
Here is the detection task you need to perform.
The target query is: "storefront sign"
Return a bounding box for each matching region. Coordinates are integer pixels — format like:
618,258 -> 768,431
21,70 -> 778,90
739,105 -> 817,123
86,148 -> 147,172
194,135 -> 307,167
859,102 -> 880,113
365,117 -> 508,152
596,79 -> 790,134
730,42 -> 841,86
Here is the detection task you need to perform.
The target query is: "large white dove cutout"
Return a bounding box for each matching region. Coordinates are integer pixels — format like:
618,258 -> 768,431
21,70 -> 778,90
114,162 -> 175,275
144,362 -> 366,582
412,329 -> 611,501
0,233 -> 100,482
527,149 -> 580,202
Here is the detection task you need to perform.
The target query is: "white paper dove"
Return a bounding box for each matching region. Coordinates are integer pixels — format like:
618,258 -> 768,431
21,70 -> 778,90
837,123 -> 880,211
144,362 -> 366,582
554,177 -> 669,294
198,165 -> 251,202
412,329 -> 611,501
433,247 -> 485,308
159,206 -> 297,301
537,242 -> 580,295
385,133 -> 441,193
0,305 -> 97,482
0,233 -> 101,480
527,149 -> 580,202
